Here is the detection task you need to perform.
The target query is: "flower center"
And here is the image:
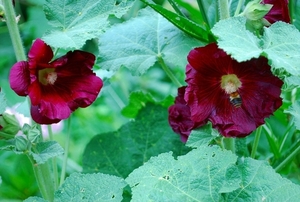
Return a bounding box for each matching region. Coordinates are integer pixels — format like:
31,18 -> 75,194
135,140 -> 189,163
220,74 -> 241,94
38,68 -> 58,85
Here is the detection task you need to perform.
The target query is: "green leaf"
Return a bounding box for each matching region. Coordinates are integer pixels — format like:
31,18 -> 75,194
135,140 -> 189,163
55,172 -> 126,201
82,103 -> 190,177
0,91 -> 7,114
283,75 -> 300,90
186,123 -> 217,148
224,158 -> 300,201
285,101 -> 300,130
211,17 -> 262,61
292,0 -> 300,30
141,0 -> 211,42
126,146 -> 239,201
43,0 -> 133,49
97,7 -> 203,75
262,21 -> 300,76
31,141 -> 64,164
121,91 -> 155,118
212,17 -> 300,76
24,196 -> 47,202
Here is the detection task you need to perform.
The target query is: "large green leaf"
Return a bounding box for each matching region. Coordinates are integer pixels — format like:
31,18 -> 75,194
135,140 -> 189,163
97,7 -> 203,75
212,17 -> 300,76
43,0 -> 133,49
211,17 -> 262,61
126,146 -> 240,202
54,173 -> 126,201
262,21 -> 300,76
31,141 -> 64,164
82,103 -> 189,178
126,145 -> 300,201
224,158 -> 300,201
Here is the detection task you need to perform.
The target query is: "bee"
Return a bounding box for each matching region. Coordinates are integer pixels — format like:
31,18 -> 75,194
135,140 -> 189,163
229,91 -> 242,107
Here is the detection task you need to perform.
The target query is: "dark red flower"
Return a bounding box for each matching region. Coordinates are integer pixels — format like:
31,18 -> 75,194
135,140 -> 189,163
262,0 -> 290,23
183,43 -> 283,138
9,39 -> 103,124
168,86 -> 205,142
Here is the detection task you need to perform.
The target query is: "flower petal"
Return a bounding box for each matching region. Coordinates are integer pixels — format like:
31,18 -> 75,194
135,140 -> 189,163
168,86 -> 205,142
31,105 -> 62,124
28,38 -> 53,67
263,0 -> 290,23
9,61 -> 30,96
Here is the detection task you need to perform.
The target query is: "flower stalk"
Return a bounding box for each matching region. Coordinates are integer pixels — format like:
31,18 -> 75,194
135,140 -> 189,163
27,154 -> 55,202
275,141 -> 300,172
60,118 -> 71,186
218,0 -> 230,20
48,125 -> 59,189
2,0 -> 26,61
251,126 -> 262,158
157,54 -> 182,87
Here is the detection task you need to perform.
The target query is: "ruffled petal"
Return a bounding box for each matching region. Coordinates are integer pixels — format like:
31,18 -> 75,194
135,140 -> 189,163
168,87 -> 205,142
9,61 -> 30,96
31,105 -> 62,124
28,38 -> 53,67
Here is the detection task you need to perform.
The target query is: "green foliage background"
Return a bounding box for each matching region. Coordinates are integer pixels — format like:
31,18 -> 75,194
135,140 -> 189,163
0,0 -> 300,201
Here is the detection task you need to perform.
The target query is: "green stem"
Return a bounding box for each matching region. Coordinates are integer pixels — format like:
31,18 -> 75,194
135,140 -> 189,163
218,0 -> 230,20
27,154 -> 55,202
251,126 -> 262,158
234,0 -> 244,16
157,55 -> 182,87
196,0 -> 210,28
2,0 -> 26,61
275,142 -> 300,172
223,137 -> 235,153
60,118 -> 71,186
48,125 -> 59,190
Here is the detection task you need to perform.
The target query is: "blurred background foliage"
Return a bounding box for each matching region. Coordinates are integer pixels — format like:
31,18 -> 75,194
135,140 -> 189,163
0,0 -> 300,200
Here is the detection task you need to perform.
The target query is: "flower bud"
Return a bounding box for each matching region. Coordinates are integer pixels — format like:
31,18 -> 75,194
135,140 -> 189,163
14,136 -> 28,152
27,128 -> 41,143
242,0 -> 272,21
0,113 -> 21,139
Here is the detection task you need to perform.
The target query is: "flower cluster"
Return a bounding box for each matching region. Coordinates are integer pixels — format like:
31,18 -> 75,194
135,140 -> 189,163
169,43 -> 283,141
9,39 -> 103,124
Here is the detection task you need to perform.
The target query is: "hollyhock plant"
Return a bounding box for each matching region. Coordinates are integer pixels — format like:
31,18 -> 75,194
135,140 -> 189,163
181,43 -> 283,138
168,86 -> 205,142
262,0 -> 290,23
9,39 -> 103,124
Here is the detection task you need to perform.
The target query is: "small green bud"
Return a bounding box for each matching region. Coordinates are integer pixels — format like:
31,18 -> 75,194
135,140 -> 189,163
14,136 -> 28,152
27,128 -> 41,143
242,1 -> 273,21
0,113 -> 21,139
21,123 -> 31,135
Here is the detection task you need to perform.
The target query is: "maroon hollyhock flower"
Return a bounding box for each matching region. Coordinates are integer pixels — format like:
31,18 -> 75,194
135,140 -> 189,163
168,86 -> 205,142
262,0 -> 290,23
184,43 -> 283,138
9,39 -> 103,124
